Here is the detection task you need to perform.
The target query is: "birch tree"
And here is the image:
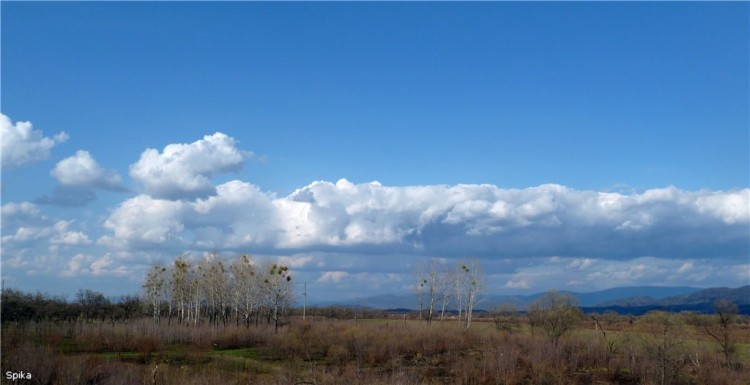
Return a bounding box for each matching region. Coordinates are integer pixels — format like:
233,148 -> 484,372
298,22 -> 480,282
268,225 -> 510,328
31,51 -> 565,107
437,265 -> 453,323
199,255 -> 232,326
143,264 -> 167,323
461,259 -> 483,330
261,262 -> 293,332
424,260 -> 440,325
170,257 -> 192,325
231,254 -> 259,328
414,261 -> 426,321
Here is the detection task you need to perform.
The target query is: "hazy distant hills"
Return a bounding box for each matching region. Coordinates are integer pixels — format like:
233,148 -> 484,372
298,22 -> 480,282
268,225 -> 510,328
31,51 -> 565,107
488,286 -> 704,308
320,285 -> 749,314
598,285 -> 750,307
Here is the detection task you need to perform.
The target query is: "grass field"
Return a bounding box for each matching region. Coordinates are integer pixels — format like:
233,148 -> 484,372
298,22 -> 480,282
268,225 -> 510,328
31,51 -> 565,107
1,315 -> 749,385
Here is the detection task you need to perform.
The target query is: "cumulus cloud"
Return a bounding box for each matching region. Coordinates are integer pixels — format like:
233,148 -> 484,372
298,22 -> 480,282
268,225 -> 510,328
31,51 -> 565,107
1,205 -> 93,249
1,226 -> 52,244
89,255 -> 130,277
104,132 -> 750,264
51,150 -> 125,191
129,132 -> 248,200
61,253 -> 94,277
1,202 -> 47,228
1,113 -> 68,169
98,179 -> 749,263
1,202 -> 98,282
49,220 -> 92,246
1,202 -> 54,244
99,194 -> 187,249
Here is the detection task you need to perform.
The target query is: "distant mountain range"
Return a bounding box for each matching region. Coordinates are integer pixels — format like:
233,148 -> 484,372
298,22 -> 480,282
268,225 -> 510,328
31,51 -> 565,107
597,285 -> 750,307
581,285 -> 750,315
316,285 -> 749,315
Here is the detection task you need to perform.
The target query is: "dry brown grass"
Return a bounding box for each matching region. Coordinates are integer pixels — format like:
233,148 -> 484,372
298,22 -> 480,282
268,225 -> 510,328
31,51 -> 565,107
2,316 -> 748,385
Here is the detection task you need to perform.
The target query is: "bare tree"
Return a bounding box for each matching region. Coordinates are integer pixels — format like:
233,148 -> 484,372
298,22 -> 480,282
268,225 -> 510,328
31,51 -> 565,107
436,265 -> 453,324
491,303 -> 520,333
142,264 -> 167,323
639,311 -> 686,385
76,289 -> 109,322
188,262 -> 202,326
414,259 -> 441,325
527,291 -> 583,346
688,299 -> 739,369
592,311 -> 620,354
139,254 -> 294,330
422,259 -> 440,325
261,262 -> 293,332
460,259 -> 483,330
450,266 -> 464,323
197,255 -> 231,326
231,254 -> 259,328
170,257 -> 192,325
414,261 -> 426,321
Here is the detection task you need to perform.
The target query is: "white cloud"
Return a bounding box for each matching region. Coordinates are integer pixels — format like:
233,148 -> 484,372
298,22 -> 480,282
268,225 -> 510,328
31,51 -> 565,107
51,150 -> 125,191
0,209 -> 92,250
493,256 -> 747,293
318,271 -> 349,283
129,132 -> 247,199
278,255 -> 314,268
90,256 -> 114,276
695,192 -> 750,225
1,226 -> 52,244
99,194 -> 187,249
676,261 -> 694,274
1,202 -> 44,220
97,178 -> 749,263
732,264 -> 750,281
192,180 -> 278,247
612,263 -> 652,281
1,113 -> 68,169
505,280 -> 530,289
49,220 -> 92,246
60,253 -> 94,277
95,133 -> 750,265
89,255 -> 130,277
59,253 -> 132,278
568,258 -> 595,270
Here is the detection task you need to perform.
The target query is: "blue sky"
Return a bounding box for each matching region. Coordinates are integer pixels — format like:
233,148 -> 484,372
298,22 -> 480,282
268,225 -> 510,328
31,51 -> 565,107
1,2 -> 748,302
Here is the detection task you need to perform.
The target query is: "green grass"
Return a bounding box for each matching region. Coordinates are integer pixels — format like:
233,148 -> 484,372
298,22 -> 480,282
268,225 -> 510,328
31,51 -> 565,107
98,351 -> 142,360
211,347 -> 279,373
213,346 -> 263,359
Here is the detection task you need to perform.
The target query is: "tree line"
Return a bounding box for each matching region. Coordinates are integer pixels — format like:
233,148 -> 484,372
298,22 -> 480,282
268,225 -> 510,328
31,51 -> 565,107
141,254 -> 294,331
1,288 -> 140,324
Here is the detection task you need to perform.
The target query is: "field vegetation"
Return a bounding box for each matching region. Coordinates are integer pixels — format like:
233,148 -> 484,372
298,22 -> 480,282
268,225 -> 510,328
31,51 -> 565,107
2,255 -> 748,384
2,290 -> 748,385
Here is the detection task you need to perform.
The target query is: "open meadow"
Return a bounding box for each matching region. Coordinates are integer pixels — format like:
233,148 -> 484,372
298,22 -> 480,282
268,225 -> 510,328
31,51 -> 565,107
2,311 -> 748,385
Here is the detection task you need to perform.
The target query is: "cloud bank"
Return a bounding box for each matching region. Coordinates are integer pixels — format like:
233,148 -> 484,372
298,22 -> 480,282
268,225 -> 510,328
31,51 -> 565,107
99,178 -> 749,261
3,131 -> 748,296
